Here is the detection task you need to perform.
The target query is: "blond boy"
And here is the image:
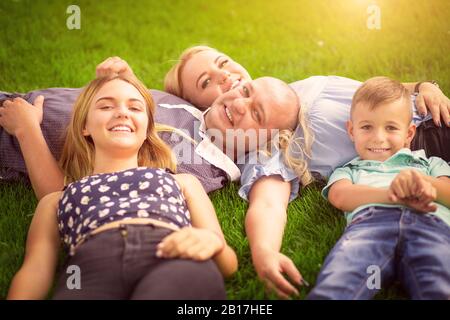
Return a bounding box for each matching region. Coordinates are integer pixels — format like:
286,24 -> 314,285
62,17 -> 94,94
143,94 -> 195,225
308,77 -> 450,300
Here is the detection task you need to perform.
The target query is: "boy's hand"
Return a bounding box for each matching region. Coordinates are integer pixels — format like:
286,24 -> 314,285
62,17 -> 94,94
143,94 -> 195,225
156,227 -> 224,261
401,197 -> 437,213
0,96 -> 44,136
389,169 -> 417,200
96,56 -> 135,79
389,170 -> 437,212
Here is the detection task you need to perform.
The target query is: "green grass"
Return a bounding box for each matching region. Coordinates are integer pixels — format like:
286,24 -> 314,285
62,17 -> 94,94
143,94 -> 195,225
1,0 -> 449,299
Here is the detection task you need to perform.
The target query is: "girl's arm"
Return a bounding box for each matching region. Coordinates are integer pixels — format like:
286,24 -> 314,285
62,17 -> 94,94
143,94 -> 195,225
7,192 -> 61,299
0,97 -> 64,199
160,173 -> 238,278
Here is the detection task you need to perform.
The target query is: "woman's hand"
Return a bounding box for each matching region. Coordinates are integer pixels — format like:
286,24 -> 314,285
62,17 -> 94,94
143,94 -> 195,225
156,227 -> 224,261
415,82 -> 450,127
0,95 -> 44,137
95,56 -> 135,78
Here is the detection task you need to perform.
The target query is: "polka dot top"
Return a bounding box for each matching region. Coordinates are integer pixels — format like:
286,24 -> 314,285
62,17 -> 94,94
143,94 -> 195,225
57,167 -> 191,255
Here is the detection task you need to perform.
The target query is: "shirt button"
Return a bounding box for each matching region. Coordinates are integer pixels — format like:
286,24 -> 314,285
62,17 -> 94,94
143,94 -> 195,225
121,230 -> 128,237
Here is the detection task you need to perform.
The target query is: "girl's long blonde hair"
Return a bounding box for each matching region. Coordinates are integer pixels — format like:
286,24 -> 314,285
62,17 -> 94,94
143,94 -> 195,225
60,74 -> 177,184
164,45 -> 217,102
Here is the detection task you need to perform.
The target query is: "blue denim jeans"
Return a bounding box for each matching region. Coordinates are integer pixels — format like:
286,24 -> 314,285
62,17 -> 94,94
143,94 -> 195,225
307,206 -> 450,300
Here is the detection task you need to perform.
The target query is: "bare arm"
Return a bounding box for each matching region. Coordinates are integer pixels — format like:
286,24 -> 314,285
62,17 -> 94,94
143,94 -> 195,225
164,174 -> 238,278
7,192 -> 61,299
328,178 -> 393,212
0,97 -> 64,199
424,176 -> 450,208
15,124 -> 65,200
245,175 -> 303,299
328,174 -> 450,213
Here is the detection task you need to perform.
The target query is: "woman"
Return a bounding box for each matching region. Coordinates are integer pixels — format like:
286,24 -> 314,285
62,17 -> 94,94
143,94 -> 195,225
7,74 -> 237,299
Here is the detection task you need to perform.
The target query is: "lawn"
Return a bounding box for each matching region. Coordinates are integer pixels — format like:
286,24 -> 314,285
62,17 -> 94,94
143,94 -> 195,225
1,0 -> 449,300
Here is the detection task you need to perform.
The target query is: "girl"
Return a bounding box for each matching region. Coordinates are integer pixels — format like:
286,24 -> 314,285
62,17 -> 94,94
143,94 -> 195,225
7,74 -> 237,299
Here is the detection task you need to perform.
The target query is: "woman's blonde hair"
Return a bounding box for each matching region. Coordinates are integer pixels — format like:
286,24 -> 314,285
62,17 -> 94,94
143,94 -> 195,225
60,74 -> 177,184
164,45 -> 217,102
273,97 -> 314,187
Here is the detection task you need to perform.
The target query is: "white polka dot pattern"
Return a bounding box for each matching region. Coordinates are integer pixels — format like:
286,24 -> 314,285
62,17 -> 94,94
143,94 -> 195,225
57,167 -> 191,255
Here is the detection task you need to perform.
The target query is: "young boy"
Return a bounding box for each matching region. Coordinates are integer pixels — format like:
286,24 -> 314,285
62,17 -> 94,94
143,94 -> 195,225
307,77 -> 450,300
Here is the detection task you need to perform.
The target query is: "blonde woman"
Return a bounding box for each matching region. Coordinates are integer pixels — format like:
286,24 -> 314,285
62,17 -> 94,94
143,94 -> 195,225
7,74 -> 237,299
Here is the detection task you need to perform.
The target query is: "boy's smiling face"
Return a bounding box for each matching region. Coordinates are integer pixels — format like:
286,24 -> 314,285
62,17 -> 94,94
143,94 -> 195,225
347,97 -> 416,161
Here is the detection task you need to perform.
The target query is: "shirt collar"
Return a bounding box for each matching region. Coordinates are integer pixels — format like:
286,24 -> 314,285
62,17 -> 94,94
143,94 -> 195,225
159,104 -> 240,181
198,107 -> 241,181
198,107 -> 211,138
344,148 -> 428,168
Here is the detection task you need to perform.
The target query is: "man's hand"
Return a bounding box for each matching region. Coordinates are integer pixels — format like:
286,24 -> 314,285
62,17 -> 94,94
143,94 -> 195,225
415,82 -> 450,127
252,247 -> 306,299
388,170 -> 437,212
0,95 -> 44,136
96,56 -> 135,79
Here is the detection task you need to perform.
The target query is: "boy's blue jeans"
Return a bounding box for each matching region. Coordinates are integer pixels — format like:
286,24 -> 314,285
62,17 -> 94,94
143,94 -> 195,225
307,206 -> 450,300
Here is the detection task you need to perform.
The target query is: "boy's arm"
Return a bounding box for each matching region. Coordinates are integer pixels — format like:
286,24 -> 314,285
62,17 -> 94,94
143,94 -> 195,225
424,176 -> 450,208
328,178 -> 393,212
389,169 -> 450,209
7,192 -> 61,299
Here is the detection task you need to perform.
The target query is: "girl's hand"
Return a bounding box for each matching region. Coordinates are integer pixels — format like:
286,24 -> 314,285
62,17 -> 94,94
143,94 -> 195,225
156,227 -> 224,261
416,82 -> 450,127
95,56 -> 135,78
0,95 -> 44,137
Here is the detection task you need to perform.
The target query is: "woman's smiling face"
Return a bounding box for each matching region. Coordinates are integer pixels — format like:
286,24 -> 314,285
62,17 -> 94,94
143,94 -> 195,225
180,49 -> 251,110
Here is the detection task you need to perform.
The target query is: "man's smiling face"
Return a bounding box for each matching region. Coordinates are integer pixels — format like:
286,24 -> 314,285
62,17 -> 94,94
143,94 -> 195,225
204,77 -> 300,159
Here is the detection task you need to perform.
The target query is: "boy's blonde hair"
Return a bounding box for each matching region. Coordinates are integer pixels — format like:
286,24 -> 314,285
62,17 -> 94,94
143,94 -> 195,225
60,74 -> 177,184
164,45 -> 217,102
351,76 -> 411,121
